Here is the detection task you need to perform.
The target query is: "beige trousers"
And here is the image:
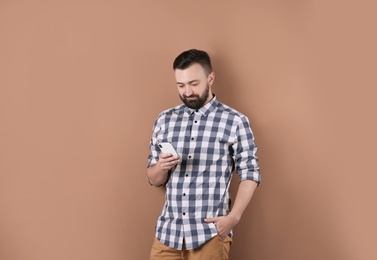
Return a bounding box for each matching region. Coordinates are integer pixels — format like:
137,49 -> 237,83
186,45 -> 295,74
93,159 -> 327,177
150,235 -> 232,260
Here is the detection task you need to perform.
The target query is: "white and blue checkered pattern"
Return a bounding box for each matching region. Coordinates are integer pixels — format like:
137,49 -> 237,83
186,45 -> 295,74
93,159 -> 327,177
147,96 -> 260,250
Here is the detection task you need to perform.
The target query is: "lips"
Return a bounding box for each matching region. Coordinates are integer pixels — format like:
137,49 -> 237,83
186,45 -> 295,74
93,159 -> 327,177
185,95 -> 199,101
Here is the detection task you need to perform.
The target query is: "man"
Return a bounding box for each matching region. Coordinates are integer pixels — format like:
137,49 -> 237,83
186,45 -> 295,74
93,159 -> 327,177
146,49 -> 261,260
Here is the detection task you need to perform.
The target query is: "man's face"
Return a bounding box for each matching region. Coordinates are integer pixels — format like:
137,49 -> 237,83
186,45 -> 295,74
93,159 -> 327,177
175,63 -> 214,109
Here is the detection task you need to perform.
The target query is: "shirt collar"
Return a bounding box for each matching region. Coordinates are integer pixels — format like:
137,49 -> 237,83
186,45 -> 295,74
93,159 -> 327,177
184,94 -> 218,117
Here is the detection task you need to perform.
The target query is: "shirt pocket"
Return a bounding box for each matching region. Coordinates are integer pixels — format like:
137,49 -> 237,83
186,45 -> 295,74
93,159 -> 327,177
214,133 -> 236,157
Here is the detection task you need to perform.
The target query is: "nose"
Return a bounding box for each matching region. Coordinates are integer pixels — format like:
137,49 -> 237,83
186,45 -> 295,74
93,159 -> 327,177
184,86 -> 193,96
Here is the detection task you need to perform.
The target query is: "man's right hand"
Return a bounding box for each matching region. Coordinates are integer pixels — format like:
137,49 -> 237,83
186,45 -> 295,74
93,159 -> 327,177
146,153 -> 181,187
158,153 -> 180,172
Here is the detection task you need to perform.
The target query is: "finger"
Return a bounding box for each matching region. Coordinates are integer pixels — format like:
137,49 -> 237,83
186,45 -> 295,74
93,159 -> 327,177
160,153 -> 173,159
160,162 -> 170,171
204,218 -> 218,223
160,161 -> 175,171
165,155 -> 180,162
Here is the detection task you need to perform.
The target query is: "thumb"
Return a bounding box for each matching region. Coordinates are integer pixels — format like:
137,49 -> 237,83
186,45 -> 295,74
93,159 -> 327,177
204,217 -> 218,223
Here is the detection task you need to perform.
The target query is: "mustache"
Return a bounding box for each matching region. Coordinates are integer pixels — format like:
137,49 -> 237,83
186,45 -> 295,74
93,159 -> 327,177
183,94 -> 199,99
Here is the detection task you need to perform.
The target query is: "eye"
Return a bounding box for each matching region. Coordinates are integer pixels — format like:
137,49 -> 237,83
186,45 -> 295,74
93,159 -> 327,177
190,82 -> 199,86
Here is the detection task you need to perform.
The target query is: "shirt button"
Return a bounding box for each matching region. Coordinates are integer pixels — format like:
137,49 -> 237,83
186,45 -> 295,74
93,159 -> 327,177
183,193 -> 186,196
195,109 -> 199,113
185,174 -> 188,177
191,137 -> 194,141
194,120 -> 197,123
183,212 -> 186,215
188,155 -> 192,159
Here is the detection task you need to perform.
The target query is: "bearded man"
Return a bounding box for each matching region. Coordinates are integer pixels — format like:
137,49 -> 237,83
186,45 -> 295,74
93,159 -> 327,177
146,49 -> 261,260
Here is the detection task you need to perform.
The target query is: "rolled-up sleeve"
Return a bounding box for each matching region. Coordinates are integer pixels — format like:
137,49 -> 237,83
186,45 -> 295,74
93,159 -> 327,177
234,115 -> 261,184
147,116 -> 161,168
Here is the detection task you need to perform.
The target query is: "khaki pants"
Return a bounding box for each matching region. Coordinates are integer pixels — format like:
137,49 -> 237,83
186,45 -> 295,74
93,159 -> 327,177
150,235 -> 232,260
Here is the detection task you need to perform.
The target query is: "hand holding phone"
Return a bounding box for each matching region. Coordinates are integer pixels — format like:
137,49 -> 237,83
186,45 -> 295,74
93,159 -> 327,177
157,141 -> 180,171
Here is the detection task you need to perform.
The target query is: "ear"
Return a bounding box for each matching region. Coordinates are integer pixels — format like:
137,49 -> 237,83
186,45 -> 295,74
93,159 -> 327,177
208,72 -> 215,87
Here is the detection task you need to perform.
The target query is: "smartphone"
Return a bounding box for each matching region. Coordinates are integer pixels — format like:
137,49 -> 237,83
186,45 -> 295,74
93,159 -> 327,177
157,141 -> 179,157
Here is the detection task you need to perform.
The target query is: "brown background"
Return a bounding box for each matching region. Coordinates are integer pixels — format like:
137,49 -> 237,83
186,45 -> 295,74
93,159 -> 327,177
0,1 -> 376,259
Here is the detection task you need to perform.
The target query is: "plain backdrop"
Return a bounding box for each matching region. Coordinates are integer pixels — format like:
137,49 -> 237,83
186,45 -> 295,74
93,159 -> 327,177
0,1 -> 376,259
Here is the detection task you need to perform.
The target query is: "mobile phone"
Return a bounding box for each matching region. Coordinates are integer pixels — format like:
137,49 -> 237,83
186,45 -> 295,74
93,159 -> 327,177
157,141 -> 179,157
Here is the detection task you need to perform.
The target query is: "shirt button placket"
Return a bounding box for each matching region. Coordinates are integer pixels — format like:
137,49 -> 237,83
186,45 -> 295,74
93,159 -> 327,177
182,110 -> 199,224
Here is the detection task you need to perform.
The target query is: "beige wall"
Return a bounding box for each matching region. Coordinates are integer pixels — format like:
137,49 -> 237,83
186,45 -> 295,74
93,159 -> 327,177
0,1 -> 376,259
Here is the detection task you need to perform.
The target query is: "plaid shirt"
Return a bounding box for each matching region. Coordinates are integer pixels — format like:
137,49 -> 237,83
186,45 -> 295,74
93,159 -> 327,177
147,95 -> 260,250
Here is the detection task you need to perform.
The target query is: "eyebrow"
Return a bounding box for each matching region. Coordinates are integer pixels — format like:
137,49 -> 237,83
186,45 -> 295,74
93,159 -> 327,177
176,79 -> 200,85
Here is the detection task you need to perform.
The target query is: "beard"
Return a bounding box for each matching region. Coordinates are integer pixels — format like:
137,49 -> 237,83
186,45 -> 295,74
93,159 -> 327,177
179,84 -> 210,110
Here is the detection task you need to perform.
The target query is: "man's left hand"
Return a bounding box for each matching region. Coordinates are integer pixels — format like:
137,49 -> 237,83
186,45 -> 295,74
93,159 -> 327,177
204,214 -> 239,240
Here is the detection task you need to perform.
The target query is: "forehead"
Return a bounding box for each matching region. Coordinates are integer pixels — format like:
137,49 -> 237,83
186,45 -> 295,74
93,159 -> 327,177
174,63 -> 207,83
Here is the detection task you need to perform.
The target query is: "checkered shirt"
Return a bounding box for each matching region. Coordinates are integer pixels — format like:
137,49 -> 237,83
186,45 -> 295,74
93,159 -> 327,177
147,95 -> 261,250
